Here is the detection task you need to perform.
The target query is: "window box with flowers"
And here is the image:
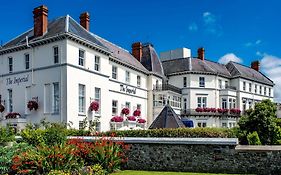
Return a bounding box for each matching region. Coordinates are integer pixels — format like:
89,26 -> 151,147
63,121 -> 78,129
5,113 -> 21,119
136,118 -> 146,129
126,116 -> 137,128
27,100 -> 38,111
110,116 -> 124,130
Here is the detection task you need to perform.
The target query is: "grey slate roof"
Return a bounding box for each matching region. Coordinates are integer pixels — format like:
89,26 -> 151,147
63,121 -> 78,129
2,16 -> 105,49
140,43 -> 165,76
162,57 -> 231,77
149,105 -> 185,129
226,61 -> 274,86
93,35 -> 149,73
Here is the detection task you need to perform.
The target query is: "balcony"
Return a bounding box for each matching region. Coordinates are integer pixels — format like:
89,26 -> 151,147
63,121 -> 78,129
180,108 -> 241,117
153,84 -> 181,94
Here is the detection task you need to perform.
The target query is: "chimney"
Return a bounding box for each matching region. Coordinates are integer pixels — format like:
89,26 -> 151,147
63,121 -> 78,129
132,42 -> 142,61
80,12 -> 90,31
197,47 -> 205,60
33,5 -> 48,37
251,60 -> 260,72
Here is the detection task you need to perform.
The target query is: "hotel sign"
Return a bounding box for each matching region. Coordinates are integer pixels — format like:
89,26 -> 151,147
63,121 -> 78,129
6,74 -> 29,86
120,84 -> 136,94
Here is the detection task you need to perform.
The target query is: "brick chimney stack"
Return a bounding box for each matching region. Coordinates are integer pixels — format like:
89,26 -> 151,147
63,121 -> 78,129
80,12 -> 90,31
197,47 -> 205,61
132,42 -> 142,61
33,5 -> 48,37
251,60 -> 260,72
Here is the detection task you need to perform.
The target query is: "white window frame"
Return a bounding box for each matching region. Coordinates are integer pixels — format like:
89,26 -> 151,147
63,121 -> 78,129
264,87 -> 267,96
8,89 -> 13,112
112,100 -> 118,115
197,97 -> 207,108
78,84 -> 85,113
197,121 -> 207,128
95,87 -> 101,114
254,84 -> 257,94
53,82 -> 60,113
79,49 -> 85,66
125,71 -> 130,83
25,53 -> 30,70
94,55 -> 100,71
199,77 -> 205,87
222,98 -> 227,109
260,85 -> 262,94
249,83 -> 252,92
218,79 -> 222,89
243,82 -> 246,91
112,66 -> 117,79
137,75 -> 141,87
8,57 -> 13,73
53,46 -> 59,64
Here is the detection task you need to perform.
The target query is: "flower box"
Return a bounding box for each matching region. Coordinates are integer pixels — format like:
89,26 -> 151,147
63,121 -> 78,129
110,116 -> 124,122
5,113 -> 21,119
137,118 -> 146,124
127,116 -> 136,121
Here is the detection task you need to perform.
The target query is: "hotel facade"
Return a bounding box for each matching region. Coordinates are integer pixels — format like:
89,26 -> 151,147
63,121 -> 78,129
0,6 -> 274,131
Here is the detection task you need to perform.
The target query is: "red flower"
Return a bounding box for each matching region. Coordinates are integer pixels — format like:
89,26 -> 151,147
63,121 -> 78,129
121,108 -> 130,115
137,118 -> 146,123
111,116 -> 124,122
5,112 -> 21,119
195,107 -> 203,112
133,109 -> 141,116
89,101 -> 99,111
27,100 -> 38,111
127,116 -> 136,121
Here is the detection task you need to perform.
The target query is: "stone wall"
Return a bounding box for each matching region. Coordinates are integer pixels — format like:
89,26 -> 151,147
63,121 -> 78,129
122,138 -> 281,175
69,136 -> 281,174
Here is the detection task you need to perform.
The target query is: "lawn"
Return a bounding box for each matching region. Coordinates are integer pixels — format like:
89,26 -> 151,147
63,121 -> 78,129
111,170 -> 241,175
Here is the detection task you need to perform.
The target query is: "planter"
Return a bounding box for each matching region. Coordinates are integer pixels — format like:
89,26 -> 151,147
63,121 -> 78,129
127,120 -> 137,128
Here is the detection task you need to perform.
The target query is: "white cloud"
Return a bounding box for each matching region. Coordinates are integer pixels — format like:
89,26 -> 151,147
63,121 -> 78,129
188,23 -> 198,31
218,53 -> 243,64
260,54 -> 281,102
244,40 -> 262,47
202,12 -> 222,36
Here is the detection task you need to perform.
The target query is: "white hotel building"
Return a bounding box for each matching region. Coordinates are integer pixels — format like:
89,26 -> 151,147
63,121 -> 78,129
0,6 -> 274,131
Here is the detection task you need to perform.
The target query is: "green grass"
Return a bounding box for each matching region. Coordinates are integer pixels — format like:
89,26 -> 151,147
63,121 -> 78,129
111,170 -> 241,175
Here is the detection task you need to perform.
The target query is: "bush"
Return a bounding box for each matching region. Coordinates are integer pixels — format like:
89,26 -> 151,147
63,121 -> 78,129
21,123 -> 68,146
247,131 -> 262,145
0,126 -> 16,143
0,143 -> 34,174
47,170 -> 71,175
91,164 -> 105,175
99,128 -> 236,138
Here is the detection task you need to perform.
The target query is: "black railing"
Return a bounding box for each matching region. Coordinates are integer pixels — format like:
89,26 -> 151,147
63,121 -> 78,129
180,109 -> 241,117
153,84 -> 181,94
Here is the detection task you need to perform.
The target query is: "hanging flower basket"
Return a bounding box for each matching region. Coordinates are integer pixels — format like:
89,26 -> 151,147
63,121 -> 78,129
137,118 -> 146,123
89,101 -> 99,111
111,116 -> 124,122
127,116 -> 136,121
0,104 -> 5,113
133,109 -> 141,117
121,108 -> 130,115
5,112 -> 21,119
27,100 -> 38,111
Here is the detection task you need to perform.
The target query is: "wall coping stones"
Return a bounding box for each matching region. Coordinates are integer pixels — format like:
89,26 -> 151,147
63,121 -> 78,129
236,145 -> 281,152
67,136 -> 238,145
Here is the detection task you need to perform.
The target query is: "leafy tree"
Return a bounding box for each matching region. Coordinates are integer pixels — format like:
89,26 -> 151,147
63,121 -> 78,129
238,99 -> 280,145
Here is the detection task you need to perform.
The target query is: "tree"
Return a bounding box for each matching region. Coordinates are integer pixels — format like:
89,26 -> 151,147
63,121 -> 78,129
238,99 -> 281,145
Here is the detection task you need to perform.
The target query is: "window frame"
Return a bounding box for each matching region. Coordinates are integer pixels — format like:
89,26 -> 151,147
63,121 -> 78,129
78,84 -> 86,113
183,77 -> 187,87
79,49 -> 85,66
8,57 -> 13,73
53,82 -> 60,113
25,53 -> 30,70
112,100 -> 118,115
199,77 -> 205,87
125,71 -> 130,83
95,87 -> 101,114
137,75 -> 141,87
53,46 -> 59,64
94,55 -> 100,71
112,66 -> 117,79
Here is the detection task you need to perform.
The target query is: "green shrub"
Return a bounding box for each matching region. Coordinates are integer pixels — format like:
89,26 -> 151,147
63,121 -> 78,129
47,170 -> 71,175
0,126 -> 15,143
21,123 -> 68,146
99,127 -> 236,138
247,131 -> 262,145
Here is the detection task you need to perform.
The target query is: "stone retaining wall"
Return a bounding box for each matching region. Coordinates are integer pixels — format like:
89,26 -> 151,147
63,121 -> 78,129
68,137 -> 281,174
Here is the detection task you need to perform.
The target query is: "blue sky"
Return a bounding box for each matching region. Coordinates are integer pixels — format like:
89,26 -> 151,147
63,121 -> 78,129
0,0 -> 281,101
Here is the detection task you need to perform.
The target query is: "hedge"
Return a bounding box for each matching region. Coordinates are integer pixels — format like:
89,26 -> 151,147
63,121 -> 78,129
68,128 -> 236,138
